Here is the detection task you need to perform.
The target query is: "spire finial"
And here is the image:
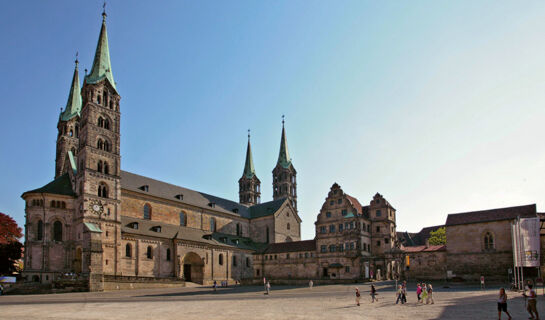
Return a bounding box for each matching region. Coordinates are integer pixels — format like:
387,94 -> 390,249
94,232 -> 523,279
75,51 -> 79,67
248,129 -> 251,141
102,1 -> 107,20
282,114 -> 285,127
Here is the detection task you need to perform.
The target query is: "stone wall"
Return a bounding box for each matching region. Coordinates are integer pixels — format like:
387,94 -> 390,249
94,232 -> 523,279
254,252 -> 318,280
404,251 -> 447,281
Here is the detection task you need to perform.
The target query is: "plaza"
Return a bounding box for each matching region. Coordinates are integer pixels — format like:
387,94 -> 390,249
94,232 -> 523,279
1,282 -> 542,320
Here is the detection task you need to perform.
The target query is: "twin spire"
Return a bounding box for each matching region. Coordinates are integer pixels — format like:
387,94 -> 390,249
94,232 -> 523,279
60,9 -> 115,122
241,118 -> 293,179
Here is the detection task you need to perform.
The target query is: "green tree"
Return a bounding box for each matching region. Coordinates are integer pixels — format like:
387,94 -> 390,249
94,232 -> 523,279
428,227 -> 446,245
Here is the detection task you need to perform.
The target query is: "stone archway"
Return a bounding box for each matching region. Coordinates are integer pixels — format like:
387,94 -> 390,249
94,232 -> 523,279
181,252 -> 204,284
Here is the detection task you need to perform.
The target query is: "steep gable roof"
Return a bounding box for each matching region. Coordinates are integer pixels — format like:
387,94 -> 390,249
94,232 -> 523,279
249,198 -> 287,219
446,204 -> 536,226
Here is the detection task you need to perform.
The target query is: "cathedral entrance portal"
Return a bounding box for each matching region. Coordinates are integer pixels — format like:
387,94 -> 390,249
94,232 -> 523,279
181,252 -> 204,284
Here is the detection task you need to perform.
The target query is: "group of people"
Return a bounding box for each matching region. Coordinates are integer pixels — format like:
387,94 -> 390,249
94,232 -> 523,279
355,281 -> 434,306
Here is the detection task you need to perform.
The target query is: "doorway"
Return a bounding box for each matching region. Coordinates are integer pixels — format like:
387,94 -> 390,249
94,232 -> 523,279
183,264 -> 192,282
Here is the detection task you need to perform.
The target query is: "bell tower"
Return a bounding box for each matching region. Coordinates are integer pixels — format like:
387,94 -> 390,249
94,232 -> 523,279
272,116 -> 297,210
55,57 -> 82,178
239,130 -> 261,205
76,9 -> 122,291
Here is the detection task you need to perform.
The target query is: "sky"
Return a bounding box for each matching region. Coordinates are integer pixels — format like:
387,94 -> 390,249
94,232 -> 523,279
1,1 -> 545,241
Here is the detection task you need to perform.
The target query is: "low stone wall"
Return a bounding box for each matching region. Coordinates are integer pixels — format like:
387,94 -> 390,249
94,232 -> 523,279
103,275 -> 186,291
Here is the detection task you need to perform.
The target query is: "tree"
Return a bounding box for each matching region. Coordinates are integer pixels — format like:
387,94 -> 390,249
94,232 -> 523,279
428,227 -> 446,245
0,213 -> 23,275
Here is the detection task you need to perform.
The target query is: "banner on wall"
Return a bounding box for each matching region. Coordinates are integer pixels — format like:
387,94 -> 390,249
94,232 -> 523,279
512,217 -> 541,267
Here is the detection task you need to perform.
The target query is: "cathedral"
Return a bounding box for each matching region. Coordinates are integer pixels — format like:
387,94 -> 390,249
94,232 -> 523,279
21,11 -> 400,291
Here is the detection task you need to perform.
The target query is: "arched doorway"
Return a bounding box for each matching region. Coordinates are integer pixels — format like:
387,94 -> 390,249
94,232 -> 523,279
181,252 -> 204,284
74,247 -> 82,274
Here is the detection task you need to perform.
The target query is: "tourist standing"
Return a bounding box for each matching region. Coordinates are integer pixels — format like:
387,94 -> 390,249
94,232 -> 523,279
416,283 -> 422,303
497,288 -> 512,320
266,281 -> 271,295
370,284 -> 378,302
480,275 -> 485,290
355,288 -> 361,306
263,277 -> 267,293
309,280 -> 313,289
402,281 -> 407,304
523,284 -> 539,320
421,283 -> 428,303
396,285 -> 404,304
426,284 -> 434,304
213,280 -> 217,292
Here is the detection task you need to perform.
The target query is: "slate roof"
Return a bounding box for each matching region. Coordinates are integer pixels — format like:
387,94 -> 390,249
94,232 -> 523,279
345,194 -> 363,214
445,204 -> 537,226
403,245 -> 446,253
121,216 -> 266,251
397,225 -> 444,246
249,198 -> 287,219
22,174 -> 76,197
260,239 -> 316,254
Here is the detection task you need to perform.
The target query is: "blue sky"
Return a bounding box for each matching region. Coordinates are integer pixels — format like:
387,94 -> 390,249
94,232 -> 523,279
2,1 -> 545,240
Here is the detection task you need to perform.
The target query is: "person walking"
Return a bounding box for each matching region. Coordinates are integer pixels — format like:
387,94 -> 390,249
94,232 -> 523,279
263,277 -> 267,292
396,285 -> 404,304
266,281 -> 271,295
416,283 -> 422,303
480,275 -> 485,290
213,280 -> 217,292
426,284 -> 434,304
309,280 -> 313,289
421,283 -> 428,303
523,284 -> 539,320
355,288 -> 361,306
497,288 -> 512,320
402,281 -> 407,304
370,284 -> 378,303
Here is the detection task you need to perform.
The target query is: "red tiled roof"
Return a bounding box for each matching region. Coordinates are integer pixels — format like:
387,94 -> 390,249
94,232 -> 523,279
445,204 -> 536,226
345,194 -> 363,214
262,239 -> 316,254
402,245 -> 446,253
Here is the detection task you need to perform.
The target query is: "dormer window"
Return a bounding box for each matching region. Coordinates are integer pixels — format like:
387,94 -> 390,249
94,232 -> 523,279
150,226 -> 161,233
232,239 -> 239,245
232,208 -> 239,213
139,185 -> 149,192
208,202 -> 216,208
220,237 -> 227,243
128,222 -> 139,230
175,194 -> 183,200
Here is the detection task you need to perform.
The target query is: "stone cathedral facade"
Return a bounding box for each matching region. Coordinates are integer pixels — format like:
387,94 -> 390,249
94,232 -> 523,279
21,12 -> 400,291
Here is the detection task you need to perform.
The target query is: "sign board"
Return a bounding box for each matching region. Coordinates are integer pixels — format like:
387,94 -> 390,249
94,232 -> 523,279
0,276 -> 16,283
512,217 -> 541,267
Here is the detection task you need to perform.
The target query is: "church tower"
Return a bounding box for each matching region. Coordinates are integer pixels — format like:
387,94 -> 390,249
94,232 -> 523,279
239,131 -> 261,205
55,58 -> 82,178
76,10 -> 122,291
272,117 -> 297,209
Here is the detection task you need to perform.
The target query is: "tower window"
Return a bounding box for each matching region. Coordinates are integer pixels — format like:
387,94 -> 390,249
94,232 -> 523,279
53,221 -> 63,242
98,183 -> 108,198
36,220 -> 43,240
287,223 -> 291,230
97,160 -> 103,173
97,139 -> 104,150
103,162 -> 109,175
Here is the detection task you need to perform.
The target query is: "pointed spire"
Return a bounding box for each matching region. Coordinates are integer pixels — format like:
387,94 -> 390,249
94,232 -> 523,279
60,55 -> 82,121
277,115 -> 292,168
85,7 -> 116,90
243,129 -> 256,178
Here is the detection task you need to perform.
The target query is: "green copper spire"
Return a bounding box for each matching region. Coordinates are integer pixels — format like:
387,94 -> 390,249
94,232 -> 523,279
243,130 -> 256,178
60,57 -> 82,121
85,11 -> 116,90
277,116 -> 292,168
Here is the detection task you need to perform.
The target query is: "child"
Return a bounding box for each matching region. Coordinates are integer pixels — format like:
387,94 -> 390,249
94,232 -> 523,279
370,284 -> 378,302
497,288 -> 512,320
355,288 -> 361,306
396,285 -> 404,304
416,284 -> 422,303
426,284 -> 434,304
421,283 -> 428,303
523,284 -> 539,320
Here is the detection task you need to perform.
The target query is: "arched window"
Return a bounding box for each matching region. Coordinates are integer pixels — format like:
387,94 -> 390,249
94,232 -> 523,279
166,248 -> 171,261
75,125 -> 79,138
98,117 -> 104,128
147,246 -> 153,259
104,141 -> 110,152
37,220 -> 43,240
61,202 -> 66,209
179,211 -> 186,226
219,253 -> 223,265
484,232 -> 494,250
98,183 -> 108,198
125,243 -> 132,257
143,204 -> 151,220
104,119 -> 110,130
287,223 -> 291,230
103,162 -> 109,175
53,221 -> 62,241
97,160 -> 103,173
210,217 -> 216,232
103,90 -> 108,106
97,139 -> 104,150
246,257 -> 250,267
236,223 -> 241,236
50,200 -> 56,208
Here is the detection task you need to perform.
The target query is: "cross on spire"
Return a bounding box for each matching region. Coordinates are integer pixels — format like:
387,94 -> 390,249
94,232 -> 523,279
102,1 -> 107,19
